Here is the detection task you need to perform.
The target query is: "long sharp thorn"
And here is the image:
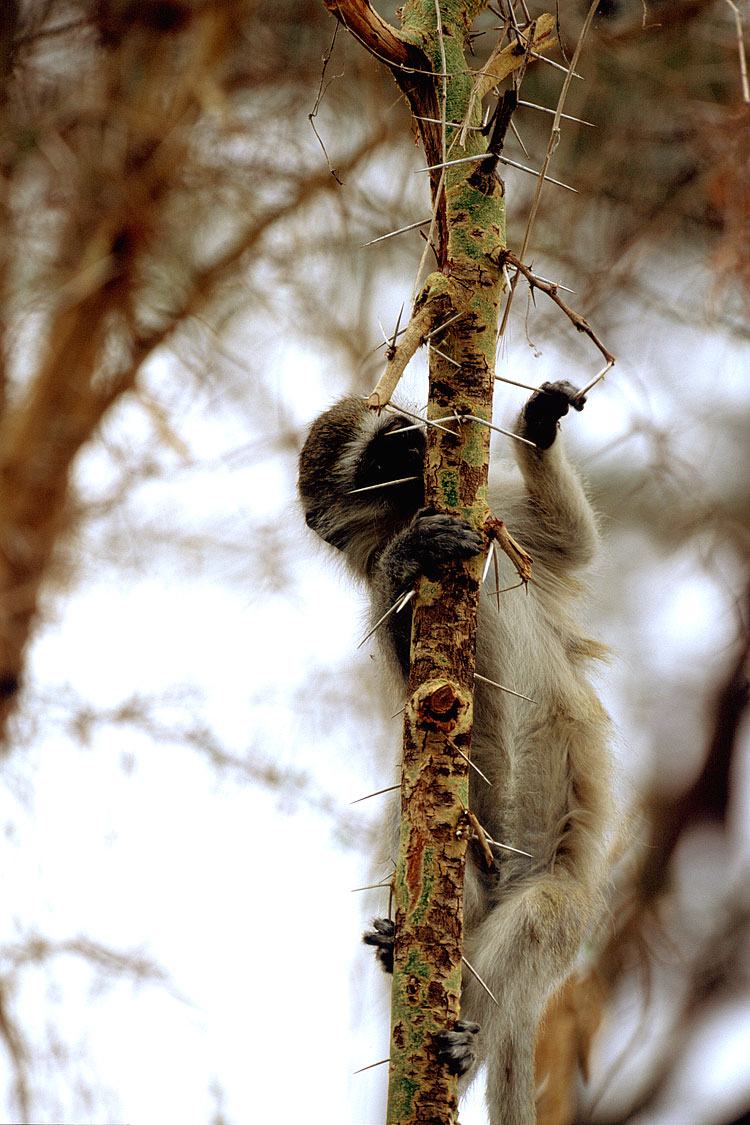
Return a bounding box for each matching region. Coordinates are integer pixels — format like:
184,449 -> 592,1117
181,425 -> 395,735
495,374 -> 544,393
348,476 -> 421,496
455,413 -> 537,448
394,588 -> 416,612
354,1058 -> 391,1074
517,99 -> 595,127
463,956 -> 500,1007
357,589 -> 415,649
496,155 -> 578,193
351,880 -> 394,891
391,303 -> 405,350
414,115 -> 483,130
364,218 -> 432,246
350,784 -> 401,805
373,321 -> 409,352
577,359 -> 614,398
416,153 -> 487,173
383,421 -> 426,436
486,835 -> 533,858
474,672 -> 537,704
429,343 -> 461,368
385,414 -> 463,435
455,745 -> 493,786
530,50 -> 584,78
726,0 -> 750,103
426,310 -> 465,339
482,540 -> 496,584
531,273 -> 575,294
492,544 -> 501,613
510,118 -> 529,157
382,403 -> 460,436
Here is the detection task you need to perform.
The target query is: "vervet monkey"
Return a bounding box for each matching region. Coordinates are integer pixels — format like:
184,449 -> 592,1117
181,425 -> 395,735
298,382 -> 613,1125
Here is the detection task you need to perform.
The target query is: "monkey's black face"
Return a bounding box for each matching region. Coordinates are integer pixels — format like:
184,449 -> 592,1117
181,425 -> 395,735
353,416 -> 426,516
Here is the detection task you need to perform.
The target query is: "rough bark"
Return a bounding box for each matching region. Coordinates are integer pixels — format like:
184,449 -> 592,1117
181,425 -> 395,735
322,3 -> 554,1121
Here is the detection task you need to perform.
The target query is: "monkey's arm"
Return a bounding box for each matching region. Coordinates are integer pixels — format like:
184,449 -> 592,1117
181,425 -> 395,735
511,380 -> 599,570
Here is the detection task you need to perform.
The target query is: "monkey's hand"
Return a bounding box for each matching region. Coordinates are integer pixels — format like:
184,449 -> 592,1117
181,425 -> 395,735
435,1020 -> 481,1077
522,380 -> 586,450
383,509 -> 484,589
363,917 -> 394,974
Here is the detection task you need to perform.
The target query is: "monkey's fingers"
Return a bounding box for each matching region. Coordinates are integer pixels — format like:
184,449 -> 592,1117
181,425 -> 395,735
523,380 -> 586,448
362,917 -> 395,974
435,1020 -> 481,1076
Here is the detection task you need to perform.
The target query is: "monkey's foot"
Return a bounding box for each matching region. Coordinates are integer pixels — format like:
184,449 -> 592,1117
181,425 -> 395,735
523,380 -> 586,450
363,917 -> 394,974
435,1020 -> 481,1077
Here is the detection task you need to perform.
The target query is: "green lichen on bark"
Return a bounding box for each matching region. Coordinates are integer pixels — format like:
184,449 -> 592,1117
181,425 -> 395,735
385,3 -> 508,1117
318,2 -> 555,1121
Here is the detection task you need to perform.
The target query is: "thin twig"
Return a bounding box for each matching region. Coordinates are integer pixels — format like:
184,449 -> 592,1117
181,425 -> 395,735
501,250 -> 615,366
485,516 -> 533,587
499,0 -> 600,338
308,25 -> 345,184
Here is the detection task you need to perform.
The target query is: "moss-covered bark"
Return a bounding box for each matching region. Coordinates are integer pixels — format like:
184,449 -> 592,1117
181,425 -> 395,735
320,3 -> 554,1120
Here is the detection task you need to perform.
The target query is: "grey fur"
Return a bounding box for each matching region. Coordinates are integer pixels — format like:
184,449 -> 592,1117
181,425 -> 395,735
298,385 -> 613,1125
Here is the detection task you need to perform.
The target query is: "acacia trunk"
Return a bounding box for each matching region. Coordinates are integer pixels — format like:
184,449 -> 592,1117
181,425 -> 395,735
321,2 -> 553,1120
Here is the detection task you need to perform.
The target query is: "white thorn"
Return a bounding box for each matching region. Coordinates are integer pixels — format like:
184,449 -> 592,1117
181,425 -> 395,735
348,476 -> 421,495
474,672 -> 537,704
463,955 -> 500,1007
455,745 -> 493,786
364,218 -> 431,246
350,784 -> 401,805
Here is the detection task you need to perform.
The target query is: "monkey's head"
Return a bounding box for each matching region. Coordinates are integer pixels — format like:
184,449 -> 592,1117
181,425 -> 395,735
298,395 -> 426,570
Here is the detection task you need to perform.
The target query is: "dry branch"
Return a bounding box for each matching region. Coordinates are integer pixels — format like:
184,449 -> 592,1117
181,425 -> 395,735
321,0 -> 426,70
367,299 -> 449,408
500,249 -> 616,365
0,87 -> 385,747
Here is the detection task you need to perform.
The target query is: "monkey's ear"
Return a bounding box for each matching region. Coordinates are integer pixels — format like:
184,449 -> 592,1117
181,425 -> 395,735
305,508 -> 349,551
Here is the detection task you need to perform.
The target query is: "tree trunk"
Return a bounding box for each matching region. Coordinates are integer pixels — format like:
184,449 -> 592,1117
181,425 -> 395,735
321,3 -> 555,1120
